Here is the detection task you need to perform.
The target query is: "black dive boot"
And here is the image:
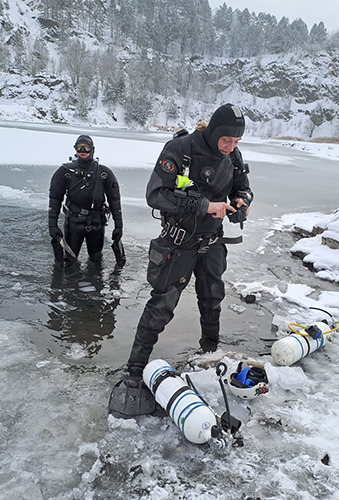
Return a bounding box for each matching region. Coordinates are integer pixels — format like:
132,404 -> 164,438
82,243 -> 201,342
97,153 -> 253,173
199,336 -> 219,353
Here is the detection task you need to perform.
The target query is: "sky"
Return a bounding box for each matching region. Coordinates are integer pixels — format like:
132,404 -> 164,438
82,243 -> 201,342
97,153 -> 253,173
208,0 -> 339,33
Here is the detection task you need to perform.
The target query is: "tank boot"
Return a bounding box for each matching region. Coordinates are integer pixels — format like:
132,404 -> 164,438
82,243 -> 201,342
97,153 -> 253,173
199,336 -> 219,353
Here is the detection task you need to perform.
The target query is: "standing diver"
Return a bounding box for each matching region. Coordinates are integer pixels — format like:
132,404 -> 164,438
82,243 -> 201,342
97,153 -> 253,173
48,135 -> 124,266
109,103 -> 254,418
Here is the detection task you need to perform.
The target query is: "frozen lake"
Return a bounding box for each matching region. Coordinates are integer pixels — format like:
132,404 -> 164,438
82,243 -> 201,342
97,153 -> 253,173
0,125 -> 339,499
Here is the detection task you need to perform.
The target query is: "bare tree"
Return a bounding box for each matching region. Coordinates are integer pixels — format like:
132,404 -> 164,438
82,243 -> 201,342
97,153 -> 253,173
61,39 -> 88,86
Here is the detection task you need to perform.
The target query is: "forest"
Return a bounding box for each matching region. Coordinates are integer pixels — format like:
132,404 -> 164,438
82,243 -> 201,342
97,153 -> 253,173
0,0 -> 338,128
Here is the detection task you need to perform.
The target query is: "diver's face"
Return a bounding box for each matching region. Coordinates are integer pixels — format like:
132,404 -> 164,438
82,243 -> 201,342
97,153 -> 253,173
75,143 -> 92,159
217,136 -> 241,155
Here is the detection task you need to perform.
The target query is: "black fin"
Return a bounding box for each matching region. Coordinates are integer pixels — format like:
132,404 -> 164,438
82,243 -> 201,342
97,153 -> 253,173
108,380 -> 157,418
111,240 -> 126,268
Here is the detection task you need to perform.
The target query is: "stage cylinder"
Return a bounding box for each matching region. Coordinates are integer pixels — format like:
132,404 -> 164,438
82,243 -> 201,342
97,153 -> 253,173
271,322 -> 331,366
143,359 -> 217,444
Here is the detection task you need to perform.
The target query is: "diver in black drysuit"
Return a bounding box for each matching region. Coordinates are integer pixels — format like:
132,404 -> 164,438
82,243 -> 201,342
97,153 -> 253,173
126,104 -> 254,384
48,135 -> 123,266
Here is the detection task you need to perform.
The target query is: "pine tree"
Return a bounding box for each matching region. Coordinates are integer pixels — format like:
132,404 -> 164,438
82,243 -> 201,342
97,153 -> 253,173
310,22 -> 328,45
290,19 -> 309,49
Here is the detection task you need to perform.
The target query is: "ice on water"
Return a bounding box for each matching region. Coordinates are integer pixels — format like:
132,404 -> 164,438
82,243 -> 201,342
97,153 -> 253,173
2,317 -> 338,499
1,127 -> 339,499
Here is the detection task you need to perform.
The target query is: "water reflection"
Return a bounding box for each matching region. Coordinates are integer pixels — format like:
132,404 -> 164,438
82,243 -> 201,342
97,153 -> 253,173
47,259 -> 121,357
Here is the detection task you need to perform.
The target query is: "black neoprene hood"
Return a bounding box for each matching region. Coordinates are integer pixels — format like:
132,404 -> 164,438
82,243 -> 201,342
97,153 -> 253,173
74,135 -> 94,150
203,104 -> 245,156
74,135 -> 95,164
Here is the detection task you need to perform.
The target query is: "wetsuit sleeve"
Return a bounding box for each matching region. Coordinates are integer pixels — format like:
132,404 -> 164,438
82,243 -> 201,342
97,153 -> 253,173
105,169 -> 123,230
48,167 -> 67,229
146,144 -> 209,216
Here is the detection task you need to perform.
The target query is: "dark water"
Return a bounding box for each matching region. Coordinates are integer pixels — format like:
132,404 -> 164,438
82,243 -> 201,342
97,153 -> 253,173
0,140 -> 338,370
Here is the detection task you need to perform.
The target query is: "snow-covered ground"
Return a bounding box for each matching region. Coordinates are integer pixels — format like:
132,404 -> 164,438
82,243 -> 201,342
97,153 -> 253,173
1,124 -> 339,499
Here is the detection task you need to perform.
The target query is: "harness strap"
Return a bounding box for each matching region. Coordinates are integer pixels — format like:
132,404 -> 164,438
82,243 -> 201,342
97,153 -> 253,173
218,236 -> 243,244
198,235 -> 243,254
161,222 -> 243,248
64,201 -> 103,216
179,133 -> 191,176
171,132 -> 243,249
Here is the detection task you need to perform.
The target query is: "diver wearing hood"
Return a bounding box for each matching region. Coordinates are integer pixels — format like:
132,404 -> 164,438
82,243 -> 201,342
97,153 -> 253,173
48,135 -> 123,266
124,103 -> 254,388
202,103 -> 246,157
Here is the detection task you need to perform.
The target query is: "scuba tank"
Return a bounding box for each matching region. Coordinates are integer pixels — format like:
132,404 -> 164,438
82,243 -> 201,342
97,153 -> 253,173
143,359 -> 241,451
271,321 -> 335,366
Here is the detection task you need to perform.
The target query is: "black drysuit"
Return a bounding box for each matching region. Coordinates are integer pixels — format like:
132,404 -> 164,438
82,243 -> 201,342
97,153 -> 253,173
49,158 -> 122,263
127,129 -> 253,377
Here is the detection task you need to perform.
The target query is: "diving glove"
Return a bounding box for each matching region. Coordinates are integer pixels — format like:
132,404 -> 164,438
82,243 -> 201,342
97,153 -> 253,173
49,226 -> 63,241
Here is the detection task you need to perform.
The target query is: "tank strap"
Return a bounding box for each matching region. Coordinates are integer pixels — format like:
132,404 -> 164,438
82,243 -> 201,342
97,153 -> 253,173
166,386 -> 191,414
151,369 -> 178,395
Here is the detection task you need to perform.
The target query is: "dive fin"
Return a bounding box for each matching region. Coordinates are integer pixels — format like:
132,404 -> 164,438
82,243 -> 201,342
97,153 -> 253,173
108,380 -> 156,418
112,240 -> 126,268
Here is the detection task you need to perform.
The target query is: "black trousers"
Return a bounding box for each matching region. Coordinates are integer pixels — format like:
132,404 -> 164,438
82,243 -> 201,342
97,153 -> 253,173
64,213 -> 105,262
127,235 -> 227,375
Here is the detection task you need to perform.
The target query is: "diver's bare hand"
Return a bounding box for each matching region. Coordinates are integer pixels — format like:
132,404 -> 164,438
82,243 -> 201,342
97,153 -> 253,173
207,202 -> 236,219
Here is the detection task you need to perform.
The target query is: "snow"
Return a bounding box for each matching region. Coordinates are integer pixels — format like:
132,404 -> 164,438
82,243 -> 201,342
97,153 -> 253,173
1,124 -> 339,498
0,126 -> 165,168
271,211 -> 339,282
1,51 -> 339,141
279,140 -> 339,161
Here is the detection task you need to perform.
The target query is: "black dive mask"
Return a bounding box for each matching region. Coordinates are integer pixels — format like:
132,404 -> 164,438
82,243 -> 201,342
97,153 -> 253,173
76,145 -> 91,154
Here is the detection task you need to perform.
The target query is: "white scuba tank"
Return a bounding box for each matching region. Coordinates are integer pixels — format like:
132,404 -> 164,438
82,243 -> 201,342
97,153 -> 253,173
271,321 -> 332,366
143,359 -> 217,444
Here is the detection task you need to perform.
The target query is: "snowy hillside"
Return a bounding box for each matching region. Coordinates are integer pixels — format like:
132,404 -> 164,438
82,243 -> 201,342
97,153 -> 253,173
0,0 -> 338,139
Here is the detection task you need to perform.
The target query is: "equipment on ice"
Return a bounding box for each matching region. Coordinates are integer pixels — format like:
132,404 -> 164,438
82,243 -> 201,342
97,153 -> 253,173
271,309 -> 339,366
108,379 -> 157,418
227,361 -> 269,399
143,359 -> 241,451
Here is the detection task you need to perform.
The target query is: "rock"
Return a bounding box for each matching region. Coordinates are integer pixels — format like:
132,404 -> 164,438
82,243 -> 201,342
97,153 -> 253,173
322,236 -> 339,249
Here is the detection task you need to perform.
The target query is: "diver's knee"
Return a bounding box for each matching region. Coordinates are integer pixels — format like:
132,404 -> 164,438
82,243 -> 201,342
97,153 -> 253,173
89,251 -> 102,262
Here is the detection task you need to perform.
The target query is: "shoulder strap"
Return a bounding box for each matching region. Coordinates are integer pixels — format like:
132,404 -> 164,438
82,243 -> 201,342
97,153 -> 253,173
230,147 -> 249,173
179,133 -> 191,176
61,161 -> 76,184
90,160 -> 101,209
62,161 -> 75,169
172,129 -> 191,176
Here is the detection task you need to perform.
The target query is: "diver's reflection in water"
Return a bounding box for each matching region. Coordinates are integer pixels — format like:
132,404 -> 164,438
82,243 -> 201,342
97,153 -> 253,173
48,259 -> 121,358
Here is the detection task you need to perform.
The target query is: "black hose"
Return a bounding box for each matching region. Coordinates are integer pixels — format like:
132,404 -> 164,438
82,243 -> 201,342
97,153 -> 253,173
185,374 -> 209,406
309,306 -> 334,319
216,362 -> 231,430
